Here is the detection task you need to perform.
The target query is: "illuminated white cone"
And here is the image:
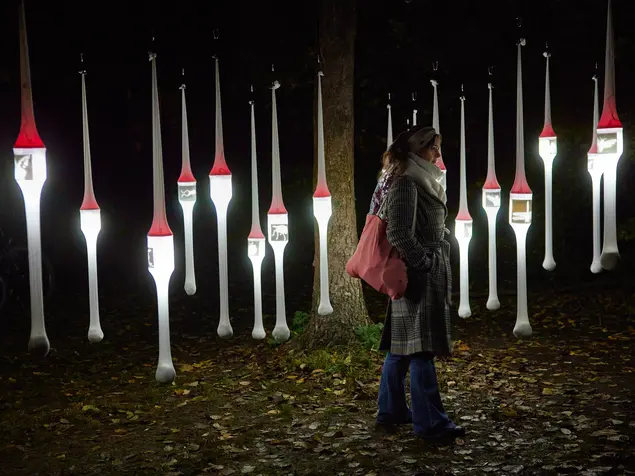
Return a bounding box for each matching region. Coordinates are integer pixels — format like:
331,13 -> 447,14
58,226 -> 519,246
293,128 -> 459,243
597,0 -> 623,271
482,81 -> 501,311
209,57 -> 233,339
268,80 -> 290,343
430,79 -> 447,191
455,90 -> 472,318
538,50 -> 557,271
78,59 -> 104,343
247,92 -> 266,340
313,70 -> 333,316
148,51 -> 176,384
509,39 -> 533,339
178,71 -> 197,295
13,1 -> 49,356
587,74 -> 603,274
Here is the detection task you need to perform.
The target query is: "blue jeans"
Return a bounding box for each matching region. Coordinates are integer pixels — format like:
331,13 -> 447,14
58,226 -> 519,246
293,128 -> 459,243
377,352 -> 456,436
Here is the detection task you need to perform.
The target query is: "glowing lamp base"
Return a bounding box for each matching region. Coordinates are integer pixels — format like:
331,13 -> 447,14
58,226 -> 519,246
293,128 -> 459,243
156,363 -> 177,384
88,328 -> 104,343
542,258 -> 556,272
600,251 -> 620,271
590,262 -> 603,274
513,321 -> 532,339
28,335 -> 50,357
486,298 -> 500,311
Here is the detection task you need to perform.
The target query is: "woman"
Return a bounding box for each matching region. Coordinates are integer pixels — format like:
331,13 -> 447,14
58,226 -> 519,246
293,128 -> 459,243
374,126 -> 464,441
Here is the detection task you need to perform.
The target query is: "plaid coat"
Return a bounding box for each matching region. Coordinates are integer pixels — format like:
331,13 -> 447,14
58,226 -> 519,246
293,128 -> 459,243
378,175 -> 453,357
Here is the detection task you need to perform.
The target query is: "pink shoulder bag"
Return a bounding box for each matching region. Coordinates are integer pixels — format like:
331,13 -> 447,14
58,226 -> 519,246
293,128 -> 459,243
346,192 -> 417,300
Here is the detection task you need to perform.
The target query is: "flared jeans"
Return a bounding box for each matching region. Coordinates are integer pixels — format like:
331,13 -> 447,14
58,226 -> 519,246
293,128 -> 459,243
377,351 -> 456,437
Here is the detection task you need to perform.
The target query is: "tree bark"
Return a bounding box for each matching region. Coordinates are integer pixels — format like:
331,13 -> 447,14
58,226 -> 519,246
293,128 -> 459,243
301,0 -> 370,349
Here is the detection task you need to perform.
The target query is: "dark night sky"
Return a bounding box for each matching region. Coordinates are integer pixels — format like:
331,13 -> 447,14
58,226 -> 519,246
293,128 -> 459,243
0,0 -> 632,298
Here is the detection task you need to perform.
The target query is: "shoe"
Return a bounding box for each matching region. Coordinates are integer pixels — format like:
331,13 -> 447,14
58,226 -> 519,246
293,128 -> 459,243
415,425 -> 466,441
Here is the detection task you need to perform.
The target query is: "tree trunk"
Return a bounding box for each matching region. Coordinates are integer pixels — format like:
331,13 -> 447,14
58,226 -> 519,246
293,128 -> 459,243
301,0 -> 369,349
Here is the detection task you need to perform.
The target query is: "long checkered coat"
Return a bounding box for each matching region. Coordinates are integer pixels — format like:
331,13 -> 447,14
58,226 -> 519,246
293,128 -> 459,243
378,175 -> 453,357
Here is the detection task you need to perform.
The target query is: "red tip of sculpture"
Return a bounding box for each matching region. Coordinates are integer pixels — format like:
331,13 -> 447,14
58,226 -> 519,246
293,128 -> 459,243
456,209 -> 471,221
268,198 -> 287,215
80,194 -> 100,211
483,174 -> 501,190
178,169 -> 196,183
598,104 -> 622,129
539,123 -> 556,138
248,224 -> 265,239
14,121 -> 44,149
511,174 -> 532,195
149,216 -> 173,237
210,152 -> 231,176
313,183 -> 331,198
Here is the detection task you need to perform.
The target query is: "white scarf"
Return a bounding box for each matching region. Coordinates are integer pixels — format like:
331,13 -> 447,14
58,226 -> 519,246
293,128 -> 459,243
403,152 -> 447,204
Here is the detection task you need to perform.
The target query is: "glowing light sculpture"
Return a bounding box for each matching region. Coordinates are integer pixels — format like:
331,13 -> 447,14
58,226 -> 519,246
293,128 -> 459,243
482,80 -> 501,311
509,39 -> 532,339
411,93 -> 418,127
386,93 -> 393,147
538,49 -> 557,271
178,70 -> 197,295
430,78 -> 447,191
454,89 -> 472,318
209,56 -> 233,339
313,70 -> 333,316
587,74 -> 603,274
247,91 -> 266,339
597,0 -> 622,271
79,58 -> 103,343
14,1 -> 49,356
148,51 -> 176,384
268,79 -> 290,343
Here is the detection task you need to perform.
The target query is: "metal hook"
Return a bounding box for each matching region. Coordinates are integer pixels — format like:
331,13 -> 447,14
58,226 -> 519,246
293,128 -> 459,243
388,92 -> 391,101
516,16 -> 522,28
181,68 -> 185,76
432,61 -> 439,72
250,84 -> 254,93
412,92 -> 417,101
545,41 -> 549,50
213,29 -> 219,40
595,61 -> 598,70
461,83 -> 464,93
488,65 -> 494,76
271,63 -> 275,72
80,52 -> 84,63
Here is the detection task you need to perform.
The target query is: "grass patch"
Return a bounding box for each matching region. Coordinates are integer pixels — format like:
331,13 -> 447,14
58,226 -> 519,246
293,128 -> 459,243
355,322 -> 384,351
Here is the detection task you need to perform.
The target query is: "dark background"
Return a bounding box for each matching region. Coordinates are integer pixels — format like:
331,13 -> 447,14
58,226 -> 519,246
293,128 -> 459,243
0,0 -> 633,321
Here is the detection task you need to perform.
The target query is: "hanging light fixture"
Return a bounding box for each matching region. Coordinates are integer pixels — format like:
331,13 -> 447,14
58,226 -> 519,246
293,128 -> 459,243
597,0 -> 622,271
313,69 -> 333,316
455,86 -> 472,318
78,55 -> 104,343
178,69 -> 198,296
587,72 -> 603,274
147,49 -> 176,383
268,75 -> 290,342
538,47 -> 557,271
13,1 -> 49,356
509,38 -> 533,339
247,87 -> 266,339
209,54 -> 234,339
482,72 -> 501,311
386,93 -> 393,147
430,62 -> 447,191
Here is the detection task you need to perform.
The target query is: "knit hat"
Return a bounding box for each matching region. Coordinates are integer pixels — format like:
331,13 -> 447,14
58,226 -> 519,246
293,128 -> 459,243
407,126 -> 438,152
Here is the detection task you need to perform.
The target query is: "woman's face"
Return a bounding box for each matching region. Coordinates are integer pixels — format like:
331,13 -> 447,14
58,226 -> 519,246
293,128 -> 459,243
419,136 -> 442,164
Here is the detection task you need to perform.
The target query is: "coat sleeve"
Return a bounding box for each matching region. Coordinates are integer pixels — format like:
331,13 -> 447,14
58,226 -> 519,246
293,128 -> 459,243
385,177 -> 432,271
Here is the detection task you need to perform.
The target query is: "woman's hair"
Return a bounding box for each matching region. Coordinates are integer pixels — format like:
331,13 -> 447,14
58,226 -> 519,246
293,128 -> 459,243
381,129 -> 441,176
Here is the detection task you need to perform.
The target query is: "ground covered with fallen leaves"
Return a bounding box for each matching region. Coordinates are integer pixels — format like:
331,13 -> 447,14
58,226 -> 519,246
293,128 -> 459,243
1,274 -> 634,476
